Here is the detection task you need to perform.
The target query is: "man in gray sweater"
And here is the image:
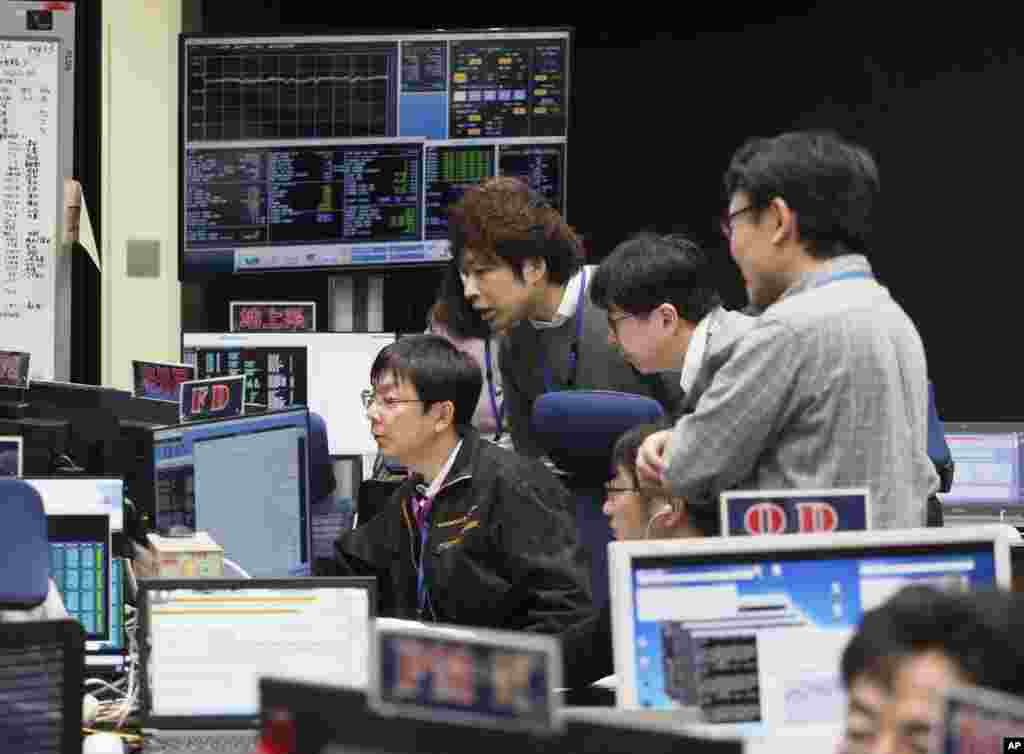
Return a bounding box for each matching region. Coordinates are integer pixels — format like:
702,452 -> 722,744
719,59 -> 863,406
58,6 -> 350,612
449,177 -> 682,459
638,131 -> 939,529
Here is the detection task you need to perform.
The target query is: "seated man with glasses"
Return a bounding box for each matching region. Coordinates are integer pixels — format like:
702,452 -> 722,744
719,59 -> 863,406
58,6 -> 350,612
329,334 -> 596,678
637,130 -> 938,530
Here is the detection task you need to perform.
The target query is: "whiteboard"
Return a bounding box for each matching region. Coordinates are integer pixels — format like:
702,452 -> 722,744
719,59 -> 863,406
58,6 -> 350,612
0,38 -> 60,380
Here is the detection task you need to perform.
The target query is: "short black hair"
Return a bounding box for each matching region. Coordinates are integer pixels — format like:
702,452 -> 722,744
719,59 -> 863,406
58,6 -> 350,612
610,421 -> 717,536
841,585 -> 1024,697
370,334 -> 483,429
723,130 -> 879,259
590,232 -> 721,322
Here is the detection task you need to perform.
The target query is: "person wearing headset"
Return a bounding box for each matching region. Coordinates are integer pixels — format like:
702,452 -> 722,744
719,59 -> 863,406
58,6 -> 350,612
603,423 -> 712,542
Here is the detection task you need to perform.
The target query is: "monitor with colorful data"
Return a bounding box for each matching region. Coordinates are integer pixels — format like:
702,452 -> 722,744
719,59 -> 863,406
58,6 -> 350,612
180,28 -> 571,279
47,513 -> 111,642
609,526 -> 1018,731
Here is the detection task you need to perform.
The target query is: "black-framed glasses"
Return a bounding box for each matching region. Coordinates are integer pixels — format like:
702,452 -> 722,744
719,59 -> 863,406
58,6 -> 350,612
360,389 -> 424,411
720,204 -> 759,240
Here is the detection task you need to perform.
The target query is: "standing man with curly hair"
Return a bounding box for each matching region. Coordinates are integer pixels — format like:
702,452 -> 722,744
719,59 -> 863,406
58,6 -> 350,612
449,177 -> 683,460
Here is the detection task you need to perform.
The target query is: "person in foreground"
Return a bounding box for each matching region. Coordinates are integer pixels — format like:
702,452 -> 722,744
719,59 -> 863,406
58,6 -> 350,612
840,585 -> 1024,754
638,130 -> 939,529
329,334 -> 593,639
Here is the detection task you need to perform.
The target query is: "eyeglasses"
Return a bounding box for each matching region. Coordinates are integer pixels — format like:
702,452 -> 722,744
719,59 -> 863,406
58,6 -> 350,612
720,204 -> 759,240
360,389 -> 424,411
607,312 -> 637,335
604,486 -> 640,497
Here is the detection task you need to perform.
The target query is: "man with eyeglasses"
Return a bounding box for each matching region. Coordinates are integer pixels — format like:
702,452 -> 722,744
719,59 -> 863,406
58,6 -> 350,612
328,334 -> 600,684
590,233 -> 755,416
637,130 -> 938,530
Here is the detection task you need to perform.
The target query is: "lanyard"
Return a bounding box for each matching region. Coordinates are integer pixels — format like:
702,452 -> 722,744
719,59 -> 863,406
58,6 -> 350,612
483,337 -> 505,440
411,491 -> 433,619
810,269 -> 874,289
542,267 -> 588,393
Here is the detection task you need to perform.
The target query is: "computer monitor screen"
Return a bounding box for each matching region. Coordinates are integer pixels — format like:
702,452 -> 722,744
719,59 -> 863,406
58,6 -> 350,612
183,332 -> 396,455
152,408 -> 311,577
610,527 -> 1016,729
85,557 -> 125,671
133,360 -> 195,402
47,513 -> 111,641
22,477 -> 125,532
497,139 -> 566,214
424,141 -> 497,241
938,422 -> 1024,520
371,620 -> 561,734
138,577 -> 375,726
180,28 -> 571,279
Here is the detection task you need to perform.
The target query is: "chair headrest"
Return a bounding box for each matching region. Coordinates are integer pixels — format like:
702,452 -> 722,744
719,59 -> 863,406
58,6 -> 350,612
531,391 -> 665,477
0,479 -> 50,609
308,411 -> 336,502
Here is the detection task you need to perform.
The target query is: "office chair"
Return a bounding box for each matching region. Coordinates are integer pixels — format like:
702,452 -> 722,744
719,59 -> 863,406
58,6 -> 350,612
531,391 -> 665,608
0,479 -> 50,610
0,620 -> 85,752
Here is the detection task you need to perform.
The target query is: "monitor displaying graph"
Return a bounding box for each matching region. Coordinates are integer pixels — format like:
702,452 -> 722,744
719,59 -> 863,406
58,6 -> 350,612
180,28 -> 571,279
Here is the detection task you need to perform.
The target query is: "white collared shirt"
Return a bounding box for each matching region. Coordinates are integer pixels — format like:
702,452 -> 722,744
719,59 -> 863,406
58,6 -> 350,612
417,440 -> 464,507
679,307 -> 720,394
529,265 -> 596,330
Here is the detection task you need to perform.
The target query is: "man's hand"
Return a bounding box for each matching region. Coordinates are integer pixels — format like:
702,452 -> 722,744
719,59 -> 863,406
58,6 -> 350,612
636,429 -> 672,488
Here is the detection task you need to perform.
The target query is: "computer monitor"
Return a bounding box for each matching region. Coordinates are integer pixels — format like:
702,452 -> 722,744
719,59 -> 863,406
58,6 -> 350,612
180,28 -> 572,279
137,577 -> 375,728
132,360 -> 196,402
85,557 -> 126,672
47,512 -> 111,642
370,619 -> 562,734
938,422 -> 1024,522
609,526 -> 1018,730
22,476 -> 125,532
182,332 -> 396,455
151,407 -> 312,577
497,139 -> 566,214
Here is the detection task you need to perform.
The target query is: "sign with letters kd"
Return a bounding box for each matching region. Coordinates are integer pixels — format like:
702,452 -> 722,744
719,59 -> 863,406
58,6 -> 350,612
178,375 -> 246,423
720,488 -> 871,536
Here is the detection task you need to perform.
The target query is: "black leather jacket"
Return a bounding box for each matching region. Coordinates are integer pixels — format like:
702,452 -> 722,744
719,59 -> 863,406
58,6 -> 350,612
332,429 -> 594,636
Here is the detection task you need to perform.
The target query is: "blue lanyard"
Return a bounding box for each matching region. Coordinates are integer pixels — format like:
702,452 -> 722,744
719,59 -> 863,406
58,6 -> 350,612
483,337 -> 505,440
542,267 -> 588,393
411,493 -> 433,619
810,270 -> 874,289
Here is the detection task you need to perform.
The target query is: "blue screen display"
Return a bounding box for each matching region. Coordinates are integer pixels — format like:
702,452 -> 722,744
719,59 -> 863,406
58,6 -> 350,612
630,544 -> 998,721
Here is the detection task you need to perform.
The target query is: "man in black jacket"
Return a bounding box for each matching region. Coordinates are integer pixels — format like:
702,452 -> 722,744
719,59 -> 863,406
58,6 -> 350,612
331,334 -> 594,639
